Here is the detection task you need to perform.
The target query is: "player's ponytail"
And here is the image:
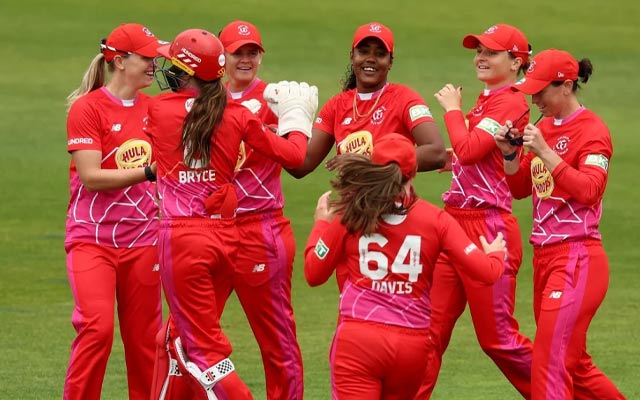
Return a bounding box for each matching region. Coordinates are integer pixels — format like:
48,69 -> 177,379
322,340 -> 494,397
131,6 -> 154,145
66,53 -> 109,110
181,78 -> 227,168
577,58 -> 593,84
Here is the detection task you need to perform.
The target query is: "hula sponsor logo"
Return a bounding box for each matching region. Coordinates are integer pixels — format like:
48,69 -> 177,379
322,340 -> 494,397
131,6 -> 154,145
314,238 -> 329,259
115,139 -> 152,169
409,105 -> 432,122
337,130 -> 373,155
476,117 -> 501,136
585,154 -> 609,171
531,156 -> 554,199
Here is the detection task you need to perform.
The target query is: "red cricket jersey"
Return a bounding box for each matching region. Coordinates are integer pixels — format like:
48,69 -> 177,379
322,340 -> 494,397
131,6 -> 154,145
314,83 -> 434,155
65,87 -> 158,248
304,198 -> 505,328
146,89 -> 307,219
506,107 -> 611,246
442,85 -> 529,212
226,79 -> 286,214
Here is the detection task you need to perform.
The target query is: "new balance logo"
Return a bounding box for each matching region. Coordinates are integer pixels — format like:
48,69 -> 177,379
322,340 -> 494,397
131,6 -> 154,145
111,123 -> 122,132
152,264 -> 160,272
341,117 -> 353,125
252,264 -> 265,273
549,290 -> 562,299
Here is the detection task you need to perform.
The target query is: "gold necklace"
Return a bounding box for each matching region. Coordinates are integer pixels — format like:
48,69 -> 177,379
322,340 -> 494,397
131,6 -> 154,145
352,84 -> 386,121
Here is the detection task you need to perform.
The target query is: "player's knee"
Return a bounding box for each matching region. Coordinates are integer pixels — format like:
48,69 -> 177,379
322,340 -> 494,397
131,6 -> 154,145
84,319 -> 114,348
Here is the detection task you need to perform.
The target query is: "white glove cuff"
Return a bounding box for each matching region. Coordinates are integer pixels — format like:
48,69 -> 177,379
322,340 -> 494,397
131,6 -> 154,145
278,108 -> 313,139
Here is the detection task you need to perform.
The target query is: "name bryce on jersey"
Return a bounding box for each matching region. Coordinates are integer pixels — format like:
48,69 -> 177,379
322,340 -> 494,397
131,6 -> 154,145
178,169 -> 216,183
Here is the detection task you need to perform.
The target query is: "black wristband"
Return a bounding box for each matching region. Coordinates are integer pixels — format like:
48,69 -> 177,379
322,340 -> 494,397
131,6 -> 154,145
144,165 -> 156,182
503,151 -> 518,161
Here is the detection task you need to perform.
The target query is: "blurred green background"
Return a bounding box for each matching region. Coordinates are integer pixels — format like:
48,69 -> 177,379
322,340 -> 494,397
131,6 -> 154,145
1,0 -> 637,398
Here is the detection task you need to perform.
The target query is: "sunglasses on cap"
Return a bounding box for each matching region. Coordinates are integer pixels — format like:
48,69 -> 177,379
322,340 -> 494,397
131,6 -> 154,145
505,109 -> 543,146
100,38 -> 133,56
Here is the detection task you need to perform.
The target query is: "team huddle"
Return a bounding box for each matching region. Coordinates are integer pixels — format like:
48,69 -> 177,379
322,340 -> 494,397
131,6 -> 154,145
62,19 -> 625,400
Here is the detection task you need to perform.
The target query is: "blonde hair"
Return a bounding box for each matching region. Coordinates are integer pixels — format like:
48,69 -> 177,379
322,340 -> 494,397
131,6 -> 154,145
330,153 -> 414,235
66,54 -> 113,110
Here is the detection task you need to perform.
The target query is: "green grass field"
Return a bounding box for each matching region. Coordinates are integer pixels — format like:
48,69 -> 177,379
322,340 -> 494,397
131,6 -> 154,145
1,0 -> 638,398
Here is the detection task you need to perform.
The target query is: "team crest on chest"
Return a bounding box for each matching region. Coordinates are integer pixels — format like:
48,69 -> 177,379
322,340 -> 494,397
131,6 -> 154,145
371,106 -> 386,125
553,136 -> 570,155
471,104 -> 484,117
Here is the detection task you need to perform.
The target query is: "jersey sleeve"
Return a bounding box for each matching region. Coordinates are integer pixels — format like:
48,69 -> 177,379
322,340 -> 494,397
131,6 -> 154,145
400,86 -> 435,131
445,95 -> 528,165
551,126 -> 612,205
66,98 -> 103,153
313,95 -> 338,136
506,151 -> 534,199
304,218 -> 347,286
438,210 -> 505,284
242,110 -> 308,169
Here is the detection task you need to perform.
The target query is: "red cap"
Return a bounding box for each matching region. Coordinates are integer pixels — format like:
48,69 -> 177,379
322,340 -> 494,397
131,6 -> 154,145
101,23 -> 162,62
512,49 -> 579,94
352,22 -> 394,53
462,24 -> 530,62
219,20 -> 264,53
371,133 -> 416,180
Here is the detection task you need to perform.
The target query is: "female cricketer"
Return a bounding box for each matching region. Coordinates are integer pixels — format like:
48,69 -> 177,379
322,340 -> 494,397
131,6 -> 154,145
64,23 -> 163,400
495,48 -> 626,400
146,28 -> 316,399
216,20 -> 304,400
304,133 -> 508,399
421,24 -> 535,398
288,21 -> 446,180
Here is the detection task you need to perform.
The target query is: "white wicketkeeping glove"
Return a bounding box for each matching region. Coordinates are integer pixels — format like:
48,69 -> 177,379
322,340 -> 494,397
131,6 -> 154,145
240,99 -> 262,115
264,80 -> 318,139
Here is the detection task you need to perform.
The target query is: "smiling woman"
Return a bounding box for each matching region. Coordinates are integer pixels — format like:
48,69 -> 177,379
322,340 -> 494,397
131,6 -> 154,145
423,23 -> 535,398
215,20 -> 305,400
287,21 -> 446,179
63,23 -> 164,400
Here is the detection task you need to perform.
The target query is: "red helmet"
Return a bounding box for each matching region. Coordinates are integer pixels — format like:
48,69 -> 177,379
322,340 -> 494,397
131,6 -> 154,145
157,29 -> 226,81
